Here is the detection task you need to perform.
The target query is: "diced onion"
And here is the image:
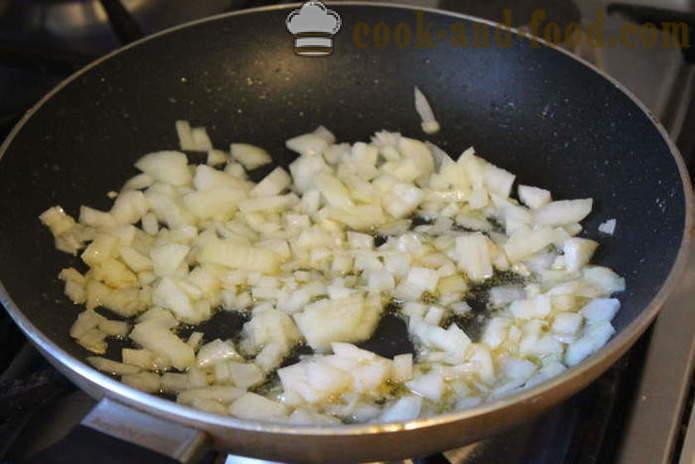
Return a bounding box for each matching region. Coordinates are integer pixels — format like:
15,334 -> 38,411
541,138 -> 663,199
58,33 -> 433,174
598,218 -> 617,235
41,115 -> 624,424
518,185 -> 551,209
414,87 -> 441,134
230,143 -> 272,170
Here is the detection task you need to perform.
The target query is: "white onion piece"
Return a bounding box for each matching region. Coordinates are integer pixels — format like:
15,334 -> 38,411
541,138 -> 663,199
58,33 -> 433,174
196,339 -> 242,367
230,393 -> 289,421
406,371 -> 445,401
122,348 -> 157,370
316,173 -> 354,209
551,313 -> 583,341
414,87 -> 441,134
565,321 -> 615,366
190,127 -> 213,152
518,185 -> 552,209
88,356 -> 141,375
230,143 -> 272,170
393,354 -> 414,382
583,266 -> 626,294
198,238 -> 280,273
450,301 -> 472,315
175,120 -> 195,151
509,295 -> 551,319
135,151 -> 191,186
504,227 -> 563,262
251,167 -> 291,197
598,218 -> 617,235
122,372 -> 161,393
381,395 -> 423,422
228,362 -> 265,389
581,298 -> 620,324
98,319 -> 130,337
130,320 -> 195,371
489,286 -> 526,306
80,206 -> 117,228
207,149 -> 228,166
191,398 -> 228,415
70,310 -> 105,340
534,199 -> 593,227
178,386 -> 244,405
161,373 -> 190,393
563,238 -> 599,272
481,317 -> 512,349
427,142 -> 452,171
286,131 -> 330,157
383,183 -> 424,219
483,164 -> 515,199
289,408 -> 342,425
294,294 -> 381,352
40,206 -> 76,236
455,233 -> 493,281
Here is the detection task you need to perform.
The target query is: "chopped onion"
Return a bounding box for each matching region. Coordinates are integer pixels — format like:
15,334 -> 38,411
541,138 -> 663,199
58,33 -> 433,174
178,386 -> 244,405
455,233 -> 493,281
87,356 -> 141,375
130,320 -> 195,371
191,127 -> 213,152
41,118 -> 625,424
135,151 -> 191,186
483,164 -> 515,199
598,218 -> 617,235
583,266 -> 626,294
228,362 -> 265,389
392,354 -> 413,382
122,371 -> 161,393
251,167 -> 291,197
229,393 -> 288,421
518,185 -> 551,209
231,143 -> 272,170
196,339 -> 242,368
161,372 -> 190,393
565,321 -> 615,366
381,395 -> 423,422
534,199 -> 593,227
175,120 -> 195,151
294,294 -> 381,352
551,313 -> 583,341
99,319 -> 130,337
414,87 -> 441,134
406,371 -> 445,401
504,227 -> 563,262
286,130 -> 330,157
563,238 -> 598,272
207,149 -> 229,166
581,298 -> 620,324
122,348 -> 157,370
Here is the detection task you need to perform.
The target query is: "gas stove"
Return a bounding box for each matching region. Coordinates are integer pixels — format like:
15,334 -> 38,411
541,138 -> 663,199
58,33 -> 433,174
0,1 -> 694,463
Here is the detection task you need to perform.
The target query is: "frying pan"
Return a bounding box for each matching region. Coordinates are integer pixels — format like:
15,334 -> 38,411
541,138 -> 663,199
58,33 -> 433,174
0,3 -> 691,463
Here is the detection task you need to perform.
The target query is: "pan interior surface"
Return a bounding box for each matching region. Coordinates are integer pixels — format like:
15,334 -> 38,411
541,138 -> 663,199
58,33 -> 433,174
0,3 -> 687,434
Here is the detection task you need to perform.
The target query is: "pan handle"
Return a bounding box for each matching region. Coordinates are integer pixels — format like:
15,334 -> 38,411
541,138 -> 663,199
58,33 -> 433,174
24,398 -> 211,463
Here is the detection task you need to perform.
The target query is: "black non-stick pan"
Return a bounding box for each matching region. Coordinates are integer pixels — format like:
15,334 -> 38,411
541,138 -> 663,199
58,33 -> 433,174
0,3 -> 691,463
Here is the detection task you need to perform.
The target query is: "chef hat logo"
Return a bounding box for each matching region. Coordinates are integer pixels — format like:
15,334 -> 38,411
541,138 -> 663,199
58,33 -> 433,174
286,1 -> 341,57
